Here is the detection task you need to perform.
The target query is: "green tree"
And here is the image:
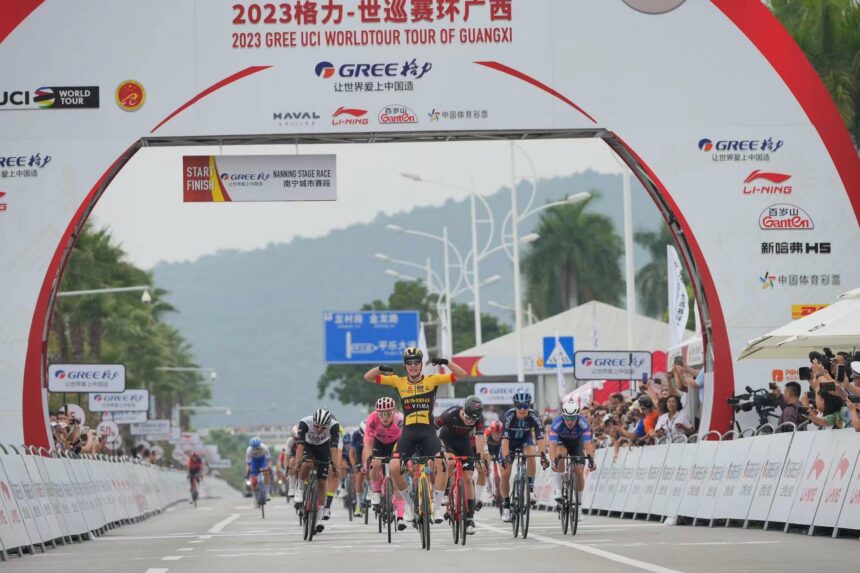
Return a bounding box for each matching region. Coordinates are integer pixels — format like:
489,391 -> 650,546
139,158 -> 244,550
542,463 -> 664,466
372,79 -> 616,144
771,0 -> 860,143
316,280 -> 509,408
521,192 -> 624,318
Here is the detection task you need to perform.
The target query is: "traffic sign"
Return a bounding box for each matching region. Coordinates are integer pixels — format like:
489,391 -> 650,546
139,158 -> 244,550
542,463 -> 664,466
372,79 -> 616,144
543,336 -> 574,368
324,310 -> 420,364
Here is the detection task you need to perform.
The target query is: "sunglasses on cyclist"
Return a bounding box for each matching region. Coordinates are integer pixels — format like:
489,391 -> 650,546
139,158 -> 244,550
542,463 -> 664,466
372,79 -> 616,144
562,414 -> 579,421
313,423 -> 326,432
514,403 -> 530,410
404,359 -> 422,366
378,410 -> 394,418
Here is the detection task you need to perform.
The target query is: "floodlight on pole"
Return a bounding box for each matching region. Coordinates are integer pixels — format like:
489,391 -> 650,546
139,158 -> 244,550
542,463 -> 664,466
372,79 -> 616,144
141,288 -> 152,304
374,253 -> 391,261
386,224 -> 404,233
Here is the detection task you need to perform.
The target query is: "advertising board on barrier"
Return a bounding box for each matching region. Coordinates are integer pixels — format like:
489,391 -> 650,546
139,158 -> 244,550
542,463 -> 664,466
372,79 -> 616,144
574,351 -> 651,380
48,363 -> 126,392
88,389 -> 149,412
809,431 -> 860,530
131,419 -> 170,436
474,382 -> 535,405
183,154 -> 337,203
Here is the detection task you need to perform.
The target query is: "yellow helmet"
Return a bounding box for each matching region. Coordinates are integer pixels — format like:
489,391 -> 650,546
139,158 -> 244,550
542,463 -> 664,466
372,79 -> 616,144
402,346 -> 423,362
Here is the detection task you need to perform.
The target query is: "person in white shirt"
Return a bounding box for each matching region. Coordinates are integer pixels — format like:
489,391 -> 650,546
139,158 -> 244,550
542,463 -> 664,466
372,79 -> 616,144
654,395 -> 693,440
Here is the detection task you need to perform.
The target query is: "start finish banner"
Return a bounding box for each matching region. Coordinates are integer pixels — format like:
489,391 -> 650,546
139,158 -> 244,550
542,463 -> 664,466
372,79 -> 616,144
182,154 -> 336,202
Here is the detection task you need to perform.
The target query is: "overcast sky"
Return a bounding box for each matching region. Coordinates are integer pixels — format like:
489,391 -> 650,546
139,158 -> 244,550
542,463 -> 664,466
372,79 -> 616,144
91,139 -> 627,269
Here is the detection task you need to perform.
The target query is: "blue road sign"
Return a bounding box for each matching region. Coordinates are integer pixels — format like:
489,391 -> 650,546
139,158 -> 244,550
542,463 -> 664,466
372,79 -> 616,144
324,311 -> 420,364
543,336 -> 574,368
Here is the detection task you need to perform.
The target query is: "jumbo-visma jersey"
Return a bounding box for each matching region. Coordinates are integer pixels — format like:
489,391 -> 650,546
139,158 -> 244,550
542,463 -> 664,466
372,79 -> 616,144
376,373 -> 455,425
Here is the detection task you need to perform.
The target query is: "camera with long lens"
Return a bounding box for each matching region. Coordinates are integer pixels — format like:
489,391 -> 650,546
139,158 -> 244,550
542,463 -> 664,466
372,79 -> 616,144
727,385 -> 781,430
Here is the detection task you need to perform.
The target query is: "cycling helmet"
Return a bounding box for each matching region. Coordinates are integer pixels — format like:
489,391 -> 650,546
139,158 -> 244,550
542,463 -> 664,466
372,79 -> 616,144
512,392 -> 532,407
402,346 -> 423,362
290,425 -> 299,439
359,420 -> 367,433
249,437 -> 262,449
375,396 -> 396,412
463,395 -> 483,420
489,421 -> 503,434
313,408 -> 334,426
562,402 -> 580,419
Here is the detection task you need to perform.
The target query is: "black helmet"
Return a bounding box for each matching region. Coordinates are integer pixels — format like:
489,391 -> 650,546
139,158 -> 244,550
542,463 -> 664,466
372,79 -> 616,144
638,395 -> 654,409
463,395 -> 483,420
402,346 -> 423,362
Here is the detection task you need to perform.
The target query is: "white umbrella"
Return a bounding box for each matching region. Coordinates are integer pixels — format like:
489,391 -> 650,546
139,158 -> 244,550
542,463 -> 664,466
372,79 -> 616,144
738,288 -> 860,360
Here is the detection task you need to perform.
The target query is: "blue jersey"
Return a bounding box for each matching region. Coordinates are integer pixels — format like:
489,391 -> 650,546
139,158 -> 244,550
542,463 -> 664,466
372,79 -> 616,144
501,408 -> 544,442
351,430 -> 364,457
549,416 -> 592,443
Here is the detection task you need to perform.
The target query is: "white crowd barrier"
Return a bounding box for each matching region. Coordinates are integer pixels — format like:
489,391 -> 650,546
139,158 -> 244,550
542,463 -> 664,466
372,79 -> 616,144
569,428 -> 860,537
0,446 -> 189,559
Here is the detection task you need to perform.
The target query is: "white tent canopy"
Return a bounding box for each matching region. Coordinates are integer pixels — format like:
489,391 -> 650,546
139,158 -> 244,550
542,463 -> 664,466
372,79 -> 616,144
739,287 -> 860,360
454,300 -> 693,377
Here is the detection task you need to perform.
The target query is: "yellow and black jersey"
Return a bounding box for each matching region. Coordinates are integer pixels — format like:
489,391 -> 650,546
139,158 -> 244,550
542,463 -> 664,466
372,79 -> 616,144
375,373 -> 455,426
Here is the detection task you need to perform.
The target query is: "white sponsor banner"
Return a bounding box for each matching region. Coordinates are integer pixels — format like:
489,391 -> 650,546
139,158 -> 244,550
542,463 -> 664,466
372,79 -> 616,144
765,430 -> 815,525
612,447 -> 641,513
710,437 -> 755,522
47,363 -> 125,392
787,431 -> 842,526
574,351 -> 651,381
210,459 -> 232,469
636,443 -> 670,516
812,430 -> 860,529
183,154 -> 336,202
746,432 -> 794,522
130,419 -> 171,436
102,411 -> 147,424
667,246 -> 689,348
88,389 -> 149,412
836,435 -> 860,531
678,439 -> 719,518
474,382 -> 535,405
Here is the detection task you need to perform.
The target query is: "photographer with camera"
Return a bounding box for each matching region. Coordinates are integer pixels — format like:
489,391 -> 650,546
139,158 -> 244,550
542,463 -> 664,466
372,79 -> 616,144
771,380 -> 803,427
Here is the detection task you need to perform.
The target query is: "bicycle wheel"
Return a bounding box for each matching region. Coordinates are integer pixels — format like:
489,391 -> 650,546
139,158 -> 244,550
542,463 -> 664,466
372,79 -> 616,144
521,481 -> 531,539
512,477 -> 521,538
305,478 -> 318,541
347,487 -> 355,522
560,473 -> 569,535
457,478 -> 467,546
420,478 -> 432,551
570,471 -> 580,536
384,478 -> 393,544
449,480 -> 459,543
363,484 -> 370,525
415,482 -> 425,549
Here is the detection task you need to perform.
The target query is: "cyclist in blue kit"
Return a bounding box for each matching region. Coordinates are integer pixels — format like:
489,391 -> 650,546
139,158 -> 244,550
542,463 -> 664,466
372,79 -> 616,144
499,392 -> 548,522
550,402 -> 596,503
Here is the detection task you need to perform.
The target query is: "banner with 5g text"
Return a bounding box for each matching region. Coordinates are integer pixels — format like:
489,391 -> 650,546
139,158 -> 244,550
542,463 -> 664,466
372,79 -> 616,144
183,154 -> 337,202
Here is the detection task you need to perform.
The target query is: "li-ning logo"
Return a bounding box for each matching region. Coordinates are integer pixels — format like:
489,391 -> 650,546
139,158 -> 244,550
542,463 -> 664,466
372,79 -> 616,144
743,170 -> 793,195
332,106 -> 369,126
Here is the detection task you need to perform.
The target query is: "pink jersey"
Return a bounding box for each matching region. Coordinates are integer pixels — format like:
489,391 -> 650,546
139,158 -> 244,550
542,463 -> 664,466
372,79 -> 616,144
364,411 -> 404,445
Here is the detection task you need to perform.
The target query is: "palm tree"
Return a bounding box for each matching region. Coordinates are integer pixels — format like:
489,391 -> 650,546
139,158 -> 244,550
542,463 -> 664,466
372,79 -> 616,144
771,0 -> 860,143
521,192 -> 624,318
633,225 -> 674,319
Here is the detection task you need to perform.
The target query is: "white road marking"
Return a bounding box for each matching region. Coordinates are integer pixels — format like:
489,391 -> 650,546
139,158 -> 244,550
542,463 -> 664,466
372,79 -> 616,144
476,522 -> 688,573
144,569 -> 169,573
176,548 -> 195,552
188,540 -> 203,544
208,514 -> 240,533
161,556 -> 183,561
676,541 -> 779,546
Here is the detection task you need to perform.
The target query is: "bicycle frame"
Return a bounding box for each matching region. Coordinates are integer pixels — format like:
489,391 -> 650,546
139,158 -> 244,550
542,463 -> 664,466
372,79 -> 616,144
447,455 -> 474,546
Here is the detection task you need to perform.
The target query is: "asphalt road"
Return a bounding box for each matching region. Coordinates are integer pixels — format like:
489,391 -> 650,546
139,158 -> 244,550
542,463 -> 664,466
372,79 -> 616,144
6,482 -> 857,573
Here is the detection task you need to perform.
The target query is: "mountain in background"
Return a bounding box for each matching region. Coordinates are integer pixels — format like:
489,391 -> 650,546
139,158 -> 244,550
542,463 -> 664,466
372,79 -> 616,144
153,170 -> 663,428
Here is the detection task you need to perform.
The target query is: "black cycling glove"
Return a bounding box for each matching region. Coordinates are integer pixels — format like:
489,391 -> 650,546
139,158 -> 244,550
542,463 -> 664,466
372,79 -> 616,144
430,357 -> 449,366
378,365 -> 395,374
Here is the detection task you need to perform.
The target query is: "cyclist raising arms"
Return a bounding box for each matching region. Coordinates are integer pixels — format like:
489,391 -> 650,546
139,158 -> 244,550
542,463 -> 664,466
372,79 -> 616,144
294,409 -> 343,525
348,420 -> 366,517
363,346 -> 468,524
245,437 -> 272,499
550,402 -> 596,503
435,395 -> 485,532
362,397 -> 407,530
499,392 -> 549,522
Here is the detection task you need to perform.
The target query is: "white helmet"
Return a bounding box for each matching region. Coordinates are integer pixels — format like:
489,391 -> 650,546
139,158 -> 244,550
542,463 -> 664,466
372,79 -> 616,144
561,402 -> 580,418
313,408 -> 333,426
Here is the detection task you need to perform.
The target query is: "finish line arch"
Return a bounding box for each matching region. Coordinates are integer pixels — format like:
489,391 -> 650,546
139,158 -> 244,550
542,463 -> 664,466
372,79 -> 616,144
1,1 -> 858,447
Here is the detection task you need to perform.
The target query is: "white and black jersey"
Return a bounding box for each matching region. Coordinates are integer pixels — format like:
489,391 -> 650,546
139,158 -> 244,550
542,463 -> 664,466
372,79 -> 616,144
297,415 -> 340,446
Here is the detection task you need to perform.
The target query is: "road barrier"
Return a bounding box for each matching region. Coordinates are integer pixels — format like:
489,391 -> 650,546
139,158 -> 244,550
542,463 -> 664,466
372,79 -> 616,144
576,428 -> 860,537
0,446 -> 189,559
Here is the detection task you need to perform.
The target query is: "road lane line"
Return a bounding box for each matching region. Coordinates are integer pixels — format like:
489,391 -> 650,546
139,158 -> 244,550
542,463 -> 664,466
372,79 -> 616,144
208,514 -> 240,533
177,548 -> 195,552
144,569 -> 169,573
162,556 -> 183,561
476,522 -> 688,573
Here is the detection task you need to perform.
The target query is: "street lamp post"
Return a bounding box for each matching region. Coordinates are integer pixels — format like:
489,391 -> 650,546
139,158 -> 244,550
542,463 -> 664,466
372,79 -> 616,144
57,285 -> 152,303
509,143 -> 525,382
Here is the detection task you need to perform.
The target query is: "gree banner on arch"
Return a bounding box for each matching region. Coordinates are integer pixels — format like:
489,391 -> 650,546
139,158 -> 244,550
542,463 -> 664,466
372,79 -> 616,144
182,154 -> 337,202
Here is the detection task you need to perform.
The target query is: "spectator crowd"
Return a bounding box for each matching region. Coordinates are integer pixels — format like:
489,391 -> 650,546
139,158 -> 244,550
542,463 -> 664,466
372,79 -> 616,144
49,406 -> 162,463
